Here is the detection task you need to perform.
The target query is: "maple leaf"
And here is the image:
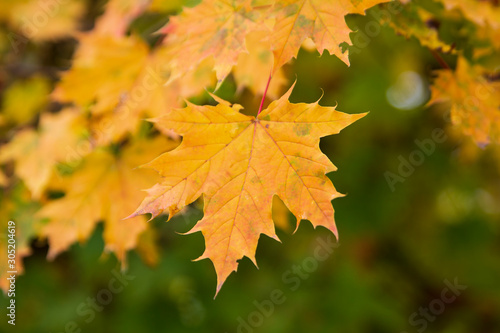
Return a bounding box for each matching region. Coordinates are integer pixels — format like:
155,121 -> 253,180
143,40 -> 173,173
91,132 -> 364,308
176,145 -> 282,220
53,34 -> 150,116
131,84 -> 366,293
234,31 -> 287,98
270,0 -> 389,72
37,137 -> 177,263
474,24 -> 500,58
93,0 -> 150,37
0,0 -> 84,41
430,58 -> 500,146
0,109 -> 87,199
54,33 -> 215,145
441,0 -> 500,30
161,0 -> 265,84
383,3 -> 453,52
93,49 -> 215,145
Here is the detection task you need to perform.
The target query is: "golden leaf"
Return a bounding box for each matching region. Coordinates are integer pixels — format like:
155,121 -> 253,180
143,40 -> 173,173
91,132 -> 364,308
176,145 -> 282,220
270,0 -> 389,72
37,137 -> 178,263
430,58 -> 500,146
0,109 -> 87,198
131,83 -> 366,293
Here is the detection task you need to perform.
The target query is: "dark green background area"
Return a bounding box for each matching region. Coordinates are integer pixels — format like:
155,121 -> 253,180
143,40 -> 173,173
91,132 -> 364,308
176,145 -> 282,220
1,1 -> 500,332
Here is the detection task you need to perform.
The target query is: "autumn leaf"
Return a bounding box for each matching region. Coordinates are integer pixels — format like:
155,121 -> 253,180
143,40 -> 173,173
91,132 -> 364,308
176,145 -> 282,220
474,24 -> 500,58
161,0 -> 266,84
441,0 -> 500,30
94,49 -> 215,144
55,8 -> 162,111
270,0 -> 389,72
234,31 -> 287,98
0,109 -> 88,198
430,58 -> 500,146
0,0 -> 84,41
53,34 -> 150,116
93,0 -> 150,37
131,84 -> 366,293
54,33 -> 215,145
37,137 -> 177,263
382,2 -> 453,52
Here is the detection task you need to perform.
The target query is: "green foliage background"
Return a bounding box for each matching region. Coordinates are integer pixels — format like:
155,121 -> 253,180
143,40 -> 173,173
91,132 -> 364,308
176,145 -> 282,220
1,0 -> 499,332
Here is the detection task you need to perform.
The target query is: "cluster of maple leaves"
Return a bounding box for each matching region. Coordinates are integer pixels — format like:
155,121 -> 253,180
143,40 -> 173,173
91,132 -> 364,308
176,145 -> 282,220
0,0 -> 499,294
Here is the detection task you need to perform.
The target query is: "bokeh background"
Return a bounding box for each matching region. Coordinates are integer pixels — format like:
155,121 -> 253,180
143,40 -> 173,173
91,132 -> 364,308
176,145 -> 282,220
1,0 -> 500,332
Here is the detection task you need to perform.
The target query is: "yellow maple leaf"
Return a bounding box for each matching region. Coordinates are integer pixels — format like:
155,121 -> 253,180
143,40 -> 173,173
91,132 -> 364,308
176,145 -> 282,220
234,31 -> 287,98
270,0 -> 389,72
0,0 -> 84,41
93,0 -> 150,36
442,0 -> 500,30
90,49 -> 215,145
0,109 -> 87,198
474,23 -> 500,58
53,34 -> 150,115
430,58 -> 500,146
37,137 -> 178,263
0,183 -> 41,292
131,84 -> 366,293
162,0 -> 265,84
54,33 -> 215,145
383,3 -> 453,52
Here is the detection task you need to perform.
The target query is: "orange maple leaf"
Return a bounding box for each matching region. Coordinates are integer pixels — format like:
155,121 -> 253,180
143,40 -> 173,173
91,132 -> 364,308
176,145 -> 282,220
234,31 -> 288,98
162,0 -> 265,84
53,34 -> 150,116
93,0 -> 150,37
382,3 -> 453,52
430,58 -> 500,146
54,33 -> 215,145
442,0 -> 500,30
0,109 -> 87,198
0,0 -> 84,41
270,0 -> 390,72
37,137 -> 177,264
131,84 -> 366,294
162,0 -> 389,83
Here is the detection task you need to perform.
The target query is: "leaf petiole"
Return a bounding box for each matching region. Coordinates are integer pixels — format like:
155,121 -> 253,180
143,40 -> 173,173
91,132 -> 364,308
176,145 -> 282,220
257,71 -> 273,115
